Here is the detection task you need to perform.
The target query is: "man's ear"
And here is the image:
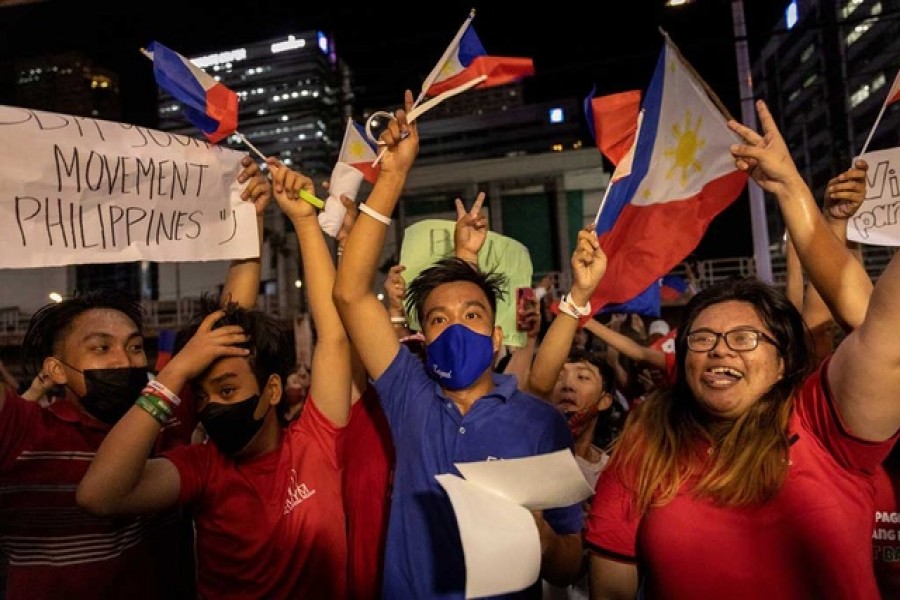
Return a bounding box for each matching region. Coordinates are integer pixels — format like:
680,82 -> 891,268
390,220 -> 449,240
43,356 -> 69,385
492,326 -> 504,354
598,391 -> 613,412
266,374 -> 283,407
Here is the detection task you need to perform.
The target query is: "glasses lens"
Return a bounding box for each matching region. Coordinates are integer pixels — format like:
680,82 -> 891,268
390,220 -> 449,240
688,332 -> 716,351
725,330 -> 758,351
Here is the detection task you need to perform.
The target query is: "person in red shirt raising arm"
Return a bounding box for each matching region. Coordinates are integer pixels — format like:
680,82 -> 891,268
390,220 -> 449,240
76,161 -> 354,599
586,100 -> 899,600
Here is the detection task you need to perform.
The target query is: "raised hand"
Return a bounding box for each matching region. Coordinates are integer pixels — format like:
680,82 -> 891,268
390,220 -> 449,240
237,156 -> 272,216
728,100 -> 805,197
163,310 -> 249,383
384,264 -> 407,314
454,192 -> 488,263
824,159 -> 868,221
265,158 -> 317,222
570,227 -> 606,305
378,89 -> 419,176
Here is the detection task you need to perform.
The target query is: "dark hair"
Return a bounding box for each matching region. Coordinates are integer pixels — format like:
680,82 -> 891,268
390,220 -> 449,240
175,294 -> 296,425
566,348 -> 616,396
404,257 -> 507,329
673,276 -> 811,403
22,289 -> 144,376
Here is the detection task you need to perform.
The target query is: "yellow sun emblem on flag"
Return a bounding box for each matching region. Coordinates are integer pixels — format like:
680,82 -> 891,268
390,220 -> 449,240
663,110 -> 706,186
347,139 -> 367,159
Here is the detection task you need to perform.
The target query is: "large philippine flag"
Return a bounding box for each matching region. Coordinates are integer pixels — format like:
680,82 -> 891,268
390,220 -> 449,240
589,38 -> 748,313
146,41 -> 238,143
318,119 -> 380,236
424,22 -> 534,98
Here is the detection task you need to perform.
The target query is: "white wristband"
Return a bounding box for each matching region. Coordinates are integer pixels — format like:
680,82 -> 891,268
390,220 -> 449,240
558,292 -> 591,320
358,203 -> 392,226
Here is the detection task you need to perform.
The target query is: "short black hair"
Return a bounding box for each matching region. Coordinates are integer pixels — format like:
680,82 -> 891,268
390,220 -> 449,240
22,289 -> 144,376
404,257 -> 507,329
175,294 -> 296,424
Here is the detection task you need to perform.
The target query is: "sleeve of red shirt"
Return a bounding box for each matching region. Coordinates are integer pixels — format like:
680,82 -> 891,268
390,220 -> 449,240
795,356 -> 899,475
584,466 -> 640,564
297,394 -> 344,469
162,441 -> 215,506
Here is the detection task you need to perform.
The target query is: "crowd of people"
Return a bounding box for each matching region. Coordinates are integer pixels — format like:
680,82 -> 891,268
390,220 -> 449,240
0,89 -> 896,600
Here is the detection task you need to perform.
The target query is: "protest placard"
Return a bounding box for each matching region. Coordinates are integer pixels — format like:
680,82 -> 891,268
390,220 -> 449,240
848,147 -> 900,246
0,105 -> 257,268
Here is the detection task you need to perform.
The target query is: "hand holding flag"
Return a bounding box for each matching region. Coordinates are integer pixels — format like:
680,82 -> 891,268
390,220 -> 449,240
319,118 -> 380,237
588,35 -> 747,315
142,41 -> 323,209
368,9 -> 534,166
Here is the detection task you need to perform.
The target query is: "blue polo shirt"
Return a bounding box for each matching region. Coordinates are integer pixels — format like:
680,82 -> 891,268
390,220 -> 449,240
373,345 -> 583,599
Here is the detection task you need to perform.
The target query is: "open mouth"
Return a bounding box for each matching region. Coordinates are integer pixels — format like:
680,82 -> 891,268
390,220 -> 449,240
701,366 -> 744,388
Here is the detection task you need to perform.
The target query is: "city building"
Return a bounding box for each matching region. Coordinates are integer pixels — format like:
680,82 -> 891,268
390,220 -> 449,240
753,0 -> 900,204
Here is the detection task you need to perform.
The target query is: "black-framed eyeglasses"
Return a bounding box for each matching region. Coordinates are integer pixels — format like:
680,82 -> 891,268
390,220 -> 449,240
685,328 -> 780,353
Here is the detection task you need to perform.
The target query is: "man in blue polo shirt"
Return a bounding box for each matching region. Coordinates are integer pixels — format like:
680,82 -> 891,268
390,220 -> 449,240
334,91 -> 595,598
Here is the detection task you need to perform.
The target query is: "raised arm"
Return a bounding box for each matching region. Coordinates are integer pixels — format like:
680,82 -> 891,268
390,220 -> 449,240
582,318 -> 666,369
527,228 -> 606,398
503,294 -> 541,391
730,102 -> 897,441
268,159 -> 351,426
77,311 -> 249,515
728,100 -> 872,331
333,90 -> 419,380
221,156 -> 272,308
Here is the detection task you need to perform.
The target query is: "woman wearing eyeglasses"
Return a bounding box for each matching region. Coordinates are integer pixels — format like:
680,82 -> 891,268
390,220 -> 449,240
585,100 -> 899,600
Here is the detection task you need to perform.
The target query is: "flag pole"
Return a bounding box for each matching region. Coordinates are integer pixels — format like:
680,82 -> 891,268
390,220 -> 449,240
370,74 -> 487,168
139,47 -> 322,209
857,71 -> 899,157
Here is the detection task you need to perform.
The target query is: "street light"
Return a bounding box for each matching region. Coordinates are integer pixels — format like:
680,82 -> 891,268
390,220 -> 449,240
665,0 -> 773,283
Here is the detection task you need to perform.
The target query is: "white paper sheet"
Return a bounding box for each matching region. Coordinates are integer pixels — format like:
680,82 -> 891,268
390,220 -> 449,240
454,448 -> 594,510
434,449 -> 594,598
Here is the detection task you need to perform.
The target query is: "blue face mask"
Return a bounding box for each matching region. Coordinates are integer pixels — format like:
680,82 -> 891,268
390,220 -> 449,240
425,324 -> 495,390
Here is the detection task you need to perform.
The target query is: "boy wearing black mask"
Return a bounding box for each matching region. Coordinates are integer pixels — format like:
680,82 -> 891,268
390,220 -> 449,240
77,161 -> 352,599
0,155 -> 270,600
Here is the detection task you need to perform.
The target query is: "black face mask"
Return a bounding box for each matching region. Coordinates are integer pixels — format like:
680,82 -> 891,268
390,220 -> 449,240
78,366 -> 150,425
199,394 -> 269,456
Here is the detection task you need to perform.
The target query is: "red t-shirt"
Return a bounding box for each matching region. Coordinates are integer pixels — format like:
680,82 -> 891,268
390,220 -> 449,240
163,395 -> 346,600
586,358 -> 897,600
343,386 -> 395,600
0,389 -> 195,600
873,458 -> 900,599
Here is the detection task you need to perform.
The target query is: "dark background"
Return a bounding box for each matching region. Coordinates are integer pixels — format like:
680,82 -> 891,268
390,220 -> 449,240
0,0 -> 793,258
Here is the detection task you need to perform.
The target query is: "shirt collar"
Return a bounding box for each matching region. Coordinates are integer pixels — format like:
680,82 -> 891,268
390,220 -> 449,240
48,397 -> 110,432
434,371 -> 517,403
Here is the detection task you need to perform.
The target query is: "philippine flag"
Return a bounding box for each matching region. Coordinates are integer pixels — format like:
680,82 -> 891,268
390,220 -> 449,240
146,41 -> 238,143
423,20 -> 534,98
589,37 -> 748,313
318,118 -> 380,237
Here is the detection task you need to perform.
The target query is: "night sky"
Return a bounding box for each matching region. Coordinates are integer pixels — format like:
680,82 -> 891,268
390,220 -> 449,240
0,0 -> 792,258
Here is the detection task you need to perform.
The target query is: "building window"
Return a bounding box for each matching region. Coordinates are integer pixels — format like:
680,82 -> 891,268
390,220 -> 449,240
800,44 -> 815,63
846,19 -> 874,46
